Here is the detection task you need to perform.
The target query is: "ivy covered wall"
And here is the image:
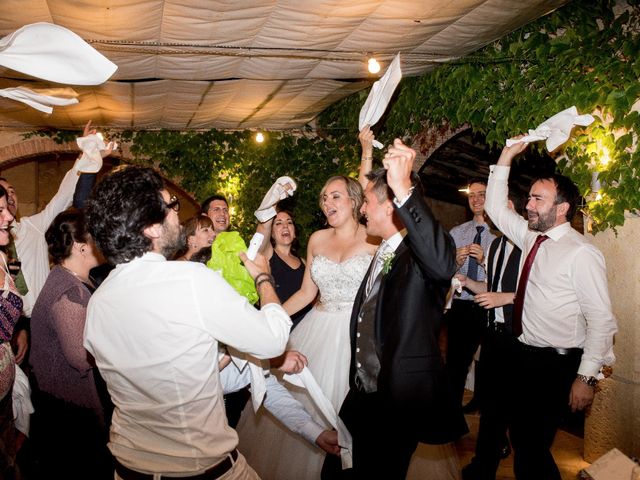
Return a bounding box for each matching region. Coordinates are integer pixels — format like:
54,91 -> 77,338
319,0 -> 640,232
29,0 -> 640,239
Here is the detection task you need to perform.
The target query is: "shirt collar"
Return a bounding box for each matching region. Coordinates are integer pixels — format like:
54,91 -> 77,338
540,221 -> 571,242
384,229 -> 407,253
124,251 -> 167,265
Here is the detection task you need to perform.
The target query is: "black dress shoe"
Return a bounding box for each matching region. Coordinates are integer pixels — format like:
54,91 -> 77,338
462,397 -> 480,414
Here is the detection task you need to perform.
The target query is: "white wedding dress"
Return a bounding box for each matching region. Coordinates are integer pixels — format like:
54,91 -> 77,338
236,254 -> 460,480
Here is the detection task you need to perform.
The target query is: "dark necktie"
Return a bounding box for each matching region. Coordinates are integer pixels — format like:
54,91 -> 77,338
466,226 -> 484,281
512,235 -> 549,337
488,236 -> 507,323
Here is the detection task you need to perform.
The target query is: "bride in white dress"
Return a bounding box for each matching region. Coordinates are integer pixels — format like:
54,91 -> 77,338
237,174 -> 376,479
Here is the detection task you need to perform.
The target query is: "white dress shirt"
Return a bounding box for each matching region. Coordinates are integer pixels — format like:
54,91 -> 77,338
485,165 -> 617,377
84,253 -> 291,474
13,166 -> 79,315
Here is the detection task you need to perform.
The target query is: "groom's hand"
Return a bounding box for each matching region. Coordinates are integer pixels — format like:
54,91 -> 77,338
383,138 -> 415,200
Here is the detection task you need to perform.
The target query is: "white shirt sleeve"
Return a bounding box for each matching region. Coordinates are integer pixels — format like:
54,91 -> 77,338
572,245 -> 617,377
262,375 -> 323,445
219,364 -> 323,446
23,166 -> 79,235
193,268 -> 292,359
485,165 -> 530,250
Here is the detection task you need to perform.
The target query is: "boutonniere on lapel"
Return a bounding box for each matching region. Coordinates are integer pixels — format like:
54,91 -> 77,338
381,251 -> 395,275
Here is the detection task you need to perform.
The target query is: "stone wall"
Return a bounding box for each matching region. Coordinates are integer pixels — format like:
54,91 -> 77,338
0,130 -> 199,219
584,216 -> 640,461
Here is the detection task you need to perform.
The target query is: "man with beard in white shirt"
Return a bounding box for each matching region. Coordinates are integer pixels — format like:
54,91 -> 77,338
84,166 -> 292,480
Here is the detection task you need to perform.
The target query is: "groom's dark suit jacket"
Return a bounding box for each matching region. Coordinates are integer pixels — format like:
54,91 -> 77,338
348,192 -> 468,444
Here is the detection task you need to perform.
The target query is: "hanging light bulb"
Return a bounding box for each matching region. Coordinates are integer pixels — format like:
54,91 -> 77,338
255,131 -> 265,143
368,57 -> 381,74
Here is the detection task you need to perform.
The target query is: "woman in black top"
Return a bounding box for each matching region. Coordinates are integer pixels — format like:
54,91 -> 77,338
258,210 -> 310,328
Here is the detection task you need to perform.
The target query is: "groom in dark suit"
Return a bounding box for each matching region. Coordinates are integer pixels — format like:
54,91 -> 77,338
325,139 -> 467,479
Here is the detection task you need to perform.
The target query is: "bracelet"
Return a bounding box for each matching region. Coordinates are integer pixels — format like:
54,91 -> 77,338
254,272 -> 270,284
363,156 -> 373,161
254,272 -> 273,286
255,276 -> 276,290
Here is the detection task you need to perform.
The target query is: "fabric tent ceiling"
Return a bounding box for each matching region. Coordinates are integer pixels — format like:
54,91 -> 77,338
0,0 -> 568,131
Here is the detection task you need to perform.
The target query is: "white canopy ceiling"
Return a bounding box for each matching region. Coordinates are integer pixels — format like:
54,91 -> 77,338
0,0 -> 568,131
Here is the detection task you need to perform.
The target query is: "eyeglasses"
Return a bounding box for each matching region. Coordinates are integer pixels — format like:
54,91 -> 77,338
166,195 -> 180,213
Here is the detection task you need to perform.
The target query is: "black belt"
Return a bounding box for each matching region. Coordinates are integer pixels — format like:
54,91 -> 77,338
115,449 -> 238,480
517,343 -> 582,357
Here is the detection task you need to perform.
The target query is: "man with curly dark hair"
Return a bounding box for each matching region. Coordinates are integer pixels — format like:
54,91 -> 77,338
83,165 -> 291,480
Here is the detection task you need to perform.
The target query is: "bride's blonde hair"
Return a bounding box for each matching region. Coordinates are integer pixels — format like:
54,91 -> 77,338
318,175 -> 363,221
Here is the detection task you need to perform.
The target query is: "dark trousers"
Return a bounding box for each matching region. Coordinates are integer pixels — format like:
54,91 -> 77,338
464,326 -> 518,479
0,389 -> 18,480
29,390 -> 114,480
224,387 -> 250,428
509,343 -> 581,480
322,388 -> 418,480
446,299 -> 487,407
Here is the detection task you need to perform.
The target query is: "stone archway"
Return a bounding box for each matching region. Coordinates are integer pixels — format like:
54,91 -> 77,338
0,133 -> 199,218
410,121 -> 470,172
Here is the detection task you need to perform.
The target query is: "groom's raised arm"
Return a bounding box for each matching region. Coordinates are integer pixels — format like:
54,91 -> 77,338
383,140 -> 456,282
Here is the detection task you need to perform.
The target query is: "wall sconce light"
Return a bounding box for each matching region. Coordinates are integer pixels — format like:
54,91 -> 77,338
255,131 -> 265,143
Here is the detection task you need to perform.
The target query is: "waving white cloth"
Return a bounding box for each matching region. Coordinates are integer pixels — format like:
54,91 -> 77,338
445,276 -> 463,310
76,133 -> 116,173
359,53 -> 402,149
505,106 -> 595,152
0,86 -> 78,113
254,176 -> 297,223
0,23 -> 117,85
12,365 -> 34,436
284,367 -> 353,469
225,348 -> 267,413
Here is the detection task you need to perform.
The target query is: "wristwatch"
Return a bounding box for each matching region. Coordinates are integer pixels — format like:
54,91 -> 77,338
577,374 -> 598,387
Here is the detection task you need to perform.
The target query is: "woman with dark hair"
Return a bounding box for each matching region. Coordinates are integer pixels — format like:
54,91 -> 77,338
0,185 -> 21,479
176,214 -> 215,261
256,210 -> 310,329
29,208 -> 113,479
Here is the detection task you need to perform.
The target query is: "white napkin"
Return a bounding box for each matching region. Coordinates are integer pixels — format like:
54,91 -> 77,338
0,86 -> 78,113
12,364 -> 34,436
359,53 -> 402,149
0,22 -> 117,85
226,348 -> 267,412
284,367 -> 353,469
75,133 -> 116,173
505,106 -> 595,152
254,176 -> 297,223
445,277 -> 463,310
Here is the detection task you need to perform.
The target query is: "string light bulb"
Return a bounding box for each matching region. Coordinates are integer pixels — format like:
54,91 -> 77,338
255,131 -> 265,143
368,57 -> 381,74
458,186 -> 470,194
